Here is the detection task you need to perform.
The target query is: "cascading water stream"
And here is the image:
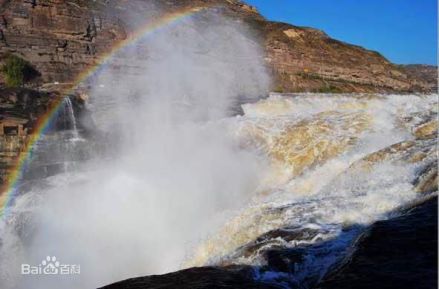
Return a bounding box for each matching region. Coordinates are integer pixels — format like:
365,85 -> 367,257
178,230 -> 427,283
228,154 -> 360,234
11,97 -> 89,182
63,97 -> 79,140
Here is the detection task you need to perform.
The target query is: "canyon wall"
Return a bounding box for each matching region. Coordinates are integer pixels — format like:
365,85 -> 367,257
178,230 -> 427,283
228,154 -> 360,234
0,0 -> 435,92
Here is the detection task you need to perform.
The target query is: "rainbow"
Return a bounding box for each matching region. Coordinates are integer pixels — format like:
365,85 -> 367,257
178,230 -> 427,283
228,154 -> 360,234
0,6 -> 207,218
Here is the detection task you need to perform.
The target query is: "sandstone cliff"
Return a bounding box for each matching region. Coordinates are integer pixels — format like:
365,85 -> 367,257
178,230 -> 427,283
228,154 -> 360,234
0,0 -> 435,93
0,88 -> 52,183
259,21 -> 436,93
400,64 -> 438,92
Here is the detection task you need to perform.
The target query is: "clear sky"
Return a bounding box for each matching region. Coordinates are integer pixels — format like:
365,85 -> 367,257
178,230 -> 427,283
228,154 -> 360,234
245,0 -> 437,65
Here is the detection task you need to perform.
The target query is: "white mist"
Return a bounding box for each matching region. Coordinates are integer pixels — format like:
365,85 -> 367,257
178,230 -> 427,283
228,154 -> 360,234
0,7 -> 270,289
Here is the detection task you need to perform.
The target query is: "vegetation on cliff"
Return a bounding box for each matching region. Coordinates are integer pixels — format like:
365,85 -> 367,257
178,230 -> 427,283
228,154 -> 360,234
1,54 -> 37,87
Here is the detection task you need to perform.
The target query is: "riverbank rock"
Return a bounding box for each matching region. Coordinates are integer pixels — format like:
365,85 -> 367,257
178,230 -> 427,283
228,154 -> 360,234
100,266 -> 282,289
315,196 -> 438,289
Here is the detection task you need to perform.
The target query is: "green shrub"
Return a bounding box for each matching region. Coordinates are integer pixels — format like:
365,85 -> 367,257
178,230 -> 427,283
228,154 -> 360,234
1,54 -> 35,87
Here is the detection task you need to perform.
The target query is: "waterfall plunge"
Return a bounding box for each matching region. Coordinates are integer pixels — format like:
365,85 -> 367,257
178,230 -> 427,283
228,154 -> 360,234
62,97 -> 79,140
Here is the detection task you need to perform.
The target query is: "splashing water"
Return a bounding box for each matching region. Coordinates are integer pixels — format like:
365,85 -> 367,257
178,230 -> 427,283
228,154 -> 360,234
0,7 -> 270,289
187,93 -> 437,287
0,89 -> 436,289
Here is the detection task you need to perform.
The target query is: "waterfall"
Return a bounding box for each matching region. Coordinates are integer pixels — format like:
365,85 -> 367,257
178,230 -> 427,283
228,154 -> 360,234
63,97 -> 79,139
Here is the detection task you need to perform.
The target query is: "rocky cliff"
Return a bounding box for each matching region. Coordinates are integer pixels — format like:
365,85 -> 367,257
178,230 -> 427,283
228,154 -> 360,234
260,21 -> 436,93
0,0 -> 436,93
400,64 -> 438,92
0,87 -> 90,184
0,88 -> 52,183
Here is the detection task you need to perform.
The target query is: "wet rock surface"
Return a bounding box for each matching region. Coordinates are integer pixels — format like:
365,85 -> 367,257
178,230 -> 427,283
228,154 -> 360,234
100,266 -> 282,289
315,196 -> 438,289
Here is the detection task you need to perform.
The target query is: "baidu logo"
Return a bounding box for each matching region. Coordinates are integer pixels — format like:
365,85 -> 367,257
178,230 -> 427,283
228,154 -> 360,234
21,256 -> 80,275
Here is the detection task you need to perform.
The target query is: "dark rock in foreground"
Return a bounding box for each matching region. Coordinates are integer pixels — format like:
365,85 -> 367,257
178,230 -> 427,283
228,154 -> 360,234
316,196 -> 438,289
101,196 -> 437,289
99,266 -> 282,289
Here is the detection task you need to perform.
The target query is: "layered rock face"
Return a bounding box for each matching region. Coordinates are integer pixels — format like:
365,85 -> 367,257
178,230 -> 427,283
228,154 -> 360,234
0,0 -> 127,83
0,0 -> 261,84
0,0 -> 436,92
400,64 -> 438,92
259,22 -> 436,93
0,88 -> 52,183
0,87 -> 90,184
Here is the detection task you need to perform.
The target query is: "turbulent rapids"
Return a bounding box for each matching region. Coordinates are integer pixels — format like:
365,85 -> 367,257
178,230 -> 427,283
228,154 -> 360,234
0,91 -> 437,289
188,94 -> 438,286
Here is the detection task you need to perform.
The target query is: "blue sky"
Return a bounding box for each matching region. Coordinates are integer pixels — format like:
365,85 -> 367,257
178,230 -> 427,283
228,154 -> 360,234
245,0 -> 437,65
